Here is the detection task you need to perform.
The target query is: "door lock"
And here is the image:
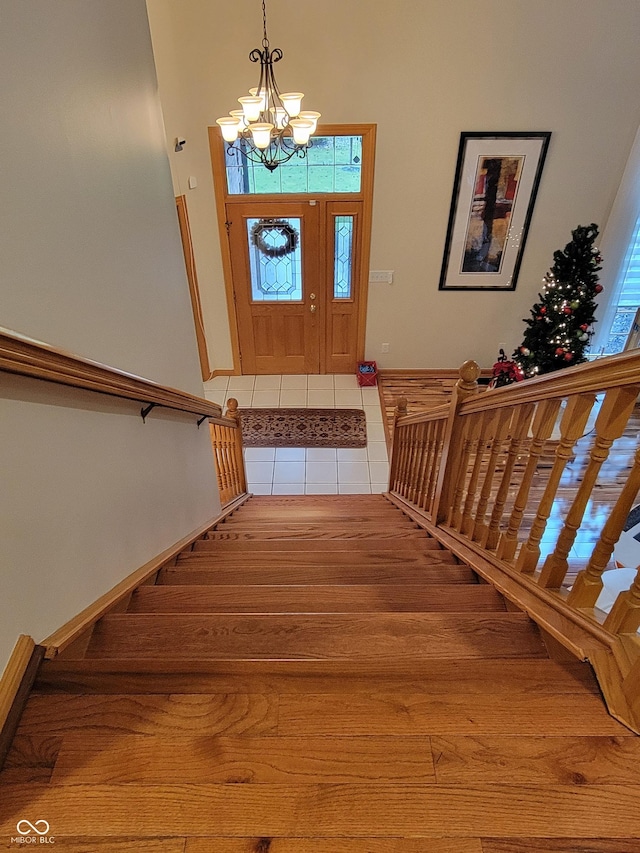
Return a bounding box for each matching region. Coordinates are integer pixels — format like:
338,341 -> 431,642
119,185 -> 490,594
309,293 -> 316,300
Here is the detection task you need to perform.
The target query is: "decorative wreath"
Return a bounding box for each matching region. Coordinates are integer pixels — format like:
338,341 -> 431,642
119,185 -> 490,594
250,219 -> 299,259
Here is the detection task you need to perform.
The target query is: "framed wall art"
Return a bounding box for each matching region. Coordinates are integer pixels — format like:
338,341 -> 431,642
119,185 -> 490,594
439,131 -> 551,291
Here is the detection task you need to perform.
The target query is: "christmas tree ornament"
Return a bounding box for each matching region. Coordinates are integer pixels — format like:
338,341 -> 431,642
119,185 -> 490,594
513,224 -> 602,378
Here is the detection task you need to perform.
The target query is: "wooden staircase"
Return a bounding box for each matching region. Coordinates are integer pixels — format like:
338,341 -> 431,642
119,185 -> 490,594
2,494 -> 638,848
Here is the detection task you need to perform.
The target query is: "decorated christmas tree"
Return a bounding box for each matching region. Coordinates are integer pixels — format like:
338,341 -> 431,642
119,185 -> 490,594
514,223 -> 602,377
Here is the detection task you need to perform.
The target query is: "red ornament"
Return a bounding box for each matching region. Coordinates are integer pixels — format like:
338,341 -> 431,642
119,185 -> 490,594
540,307 -> 547,314
555,347 -> 565,356
562,307 -> 572,315
595,284 -> 603,293
580,324 -> 589,331
564,352 -> 574,362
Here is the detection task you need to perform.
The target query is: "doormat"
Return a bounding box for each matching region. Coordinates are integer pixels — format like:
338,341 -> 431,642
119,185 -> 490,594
239,408 -> 367,448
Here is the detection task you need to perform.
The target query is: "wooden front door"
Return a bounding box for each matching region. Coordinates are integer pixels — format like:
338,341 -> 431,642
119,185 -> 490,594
227,199 -> 366,375
228,201 -> 321,374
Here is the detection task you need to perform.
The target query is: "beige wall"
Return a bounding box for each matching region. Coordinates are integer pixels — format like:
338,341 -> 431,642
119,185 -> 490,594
0,0 -> 220,672
147,0 -> 640,371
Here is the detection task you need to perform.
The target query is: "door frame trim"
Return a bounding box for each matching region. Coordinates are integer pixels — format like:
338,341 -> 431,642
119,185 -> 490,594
208,123 -> 376,375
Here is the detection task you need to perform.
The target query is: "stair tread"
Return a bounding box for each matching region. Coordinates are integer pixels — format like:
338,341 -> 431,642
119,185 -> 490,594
178,549 -> 459,566
158,564 -> 476,585
206,528 -> 427,541
85,613 -> 547,660
193,537 -> 440,552
129,584 -> 507,613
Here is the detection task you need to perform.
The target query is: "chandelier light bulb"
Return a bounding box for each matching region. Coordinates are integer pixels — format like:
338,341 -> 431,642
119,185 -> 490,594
298,111 -> 321,133
250,122 -> 275,149
280,92 -> 304,117
271,107 -> 288,129
216,117 -> 240,142
238,96 -> 262,122
249,87 -> 269,111
230,109 -> 246,128
290,119 -> 313,145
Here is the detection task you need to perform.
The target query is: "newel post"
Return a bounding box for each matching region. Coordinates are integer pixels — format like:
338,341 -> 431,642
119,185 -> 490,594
431,360 -> 480,526
225,397 -> 247,494
387,396 -> 408,493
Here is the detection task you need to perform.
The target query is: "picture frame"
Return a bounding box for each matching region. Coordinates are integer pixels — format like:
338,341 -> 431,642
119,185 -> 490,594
439,131 -> 551,291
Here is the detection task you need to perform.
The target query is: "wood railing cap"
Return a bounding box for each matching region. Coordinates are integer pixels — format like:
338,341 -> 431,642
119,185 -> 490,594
0,326 -> 223,421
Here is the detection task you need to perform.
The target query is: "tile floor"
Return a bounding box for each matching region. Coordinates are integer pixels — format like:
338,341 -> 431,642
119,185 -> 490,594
203,374 -> 389,494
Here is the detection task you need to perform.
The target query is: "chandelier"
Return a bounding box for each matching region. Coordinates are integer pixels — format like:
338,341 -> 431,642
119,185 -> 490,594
216,0 -> 320,172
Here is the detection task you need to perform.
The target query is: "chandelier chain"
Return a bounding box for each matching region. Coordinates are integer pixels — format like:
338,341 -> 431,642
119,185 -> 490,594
261,0 -> 269,48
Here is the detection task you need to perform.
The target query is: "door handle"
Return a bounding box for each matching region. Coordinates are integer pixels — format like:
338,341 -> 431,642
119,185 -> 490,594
310,304 -> 317,313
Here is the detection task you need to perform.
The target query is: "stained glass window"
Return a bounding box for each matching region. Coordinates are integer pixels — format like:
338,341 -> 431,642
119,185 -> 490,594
247,217 -> 303,302
226,136 -> 363,195
334,216 -> 354,299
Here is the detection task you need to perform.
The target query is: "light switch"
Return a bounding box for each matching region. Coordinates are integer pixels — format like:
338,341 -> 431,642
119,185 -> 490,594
369,270 -> 394,284
188,176 -> 198,189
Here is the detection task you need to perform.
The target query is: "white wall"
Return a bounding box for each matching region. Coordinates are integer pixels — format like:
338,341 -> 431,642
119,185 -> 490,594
147,0 -> 640,371
0,0 -> 221,673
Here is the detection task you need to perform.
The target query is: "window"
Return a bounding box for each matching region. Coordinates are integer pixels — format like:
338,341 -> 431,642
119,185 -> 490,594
599,216 -> 640,355
225,135 -> 363,195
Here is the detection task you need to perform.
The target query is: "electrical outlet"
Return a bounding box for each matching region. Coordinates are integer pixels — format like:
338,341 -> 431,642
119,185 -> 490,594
381,343 -> 390,353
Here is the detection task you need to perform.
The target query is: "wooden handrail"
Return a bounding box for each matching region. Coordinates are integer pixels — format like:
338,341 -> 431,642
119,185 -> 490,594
460,348 -> 640,414
210,398 -> 247,507
0,326 -> 225,422
387,353 -> 640,733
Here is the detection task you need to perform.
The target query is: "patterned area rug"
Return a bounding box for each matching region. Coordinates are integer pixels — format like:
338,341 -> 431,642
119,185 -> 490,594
239,408 -> 367,448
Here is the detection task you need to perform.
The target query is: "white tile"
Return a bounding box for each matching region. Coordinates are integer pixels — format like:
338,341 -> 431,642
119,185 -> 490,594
364,405 -> 383,423
338,460 -> 371,484
306,448 -> 337,461
307,389 -> 335,407
370,483 -> 388,494
279,389 -> 307,407
225,390 -> 253,408
203,389 -> 224,403
251,390 -> 280,407
227,375 -> 255,391
245,461 -> 274,483
366,421 -> 387,442
254,374 -> 282,390
335,389 -> 363,407
281,375 -> 308,390
203,375 -> 229,391
307,375 -> 334,390
337,447 -> 368,462
306,483 -> 338,494
339,483 -> 372,494
360,387 -> 381,405
334,374 -> 359,390
273,461 -> 305,483
306,460 -> 338,483
249,483 -> 273,495
367,441 -> 388,462
369,461 -> 390,483
244,447 -> 276,462
272,483 -> 305,495
275,447 -> 306,461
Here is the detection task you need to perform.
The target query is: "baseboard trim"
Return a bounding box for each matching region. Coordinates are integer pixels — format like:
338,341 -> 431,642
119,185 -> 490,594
41,492 -> 251,659
0,636 -> 45,771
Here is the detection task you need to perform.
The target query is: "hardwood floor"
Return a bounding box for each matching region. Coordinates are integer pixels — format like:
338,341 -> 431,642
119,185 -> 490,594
1,495 -> 639,851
